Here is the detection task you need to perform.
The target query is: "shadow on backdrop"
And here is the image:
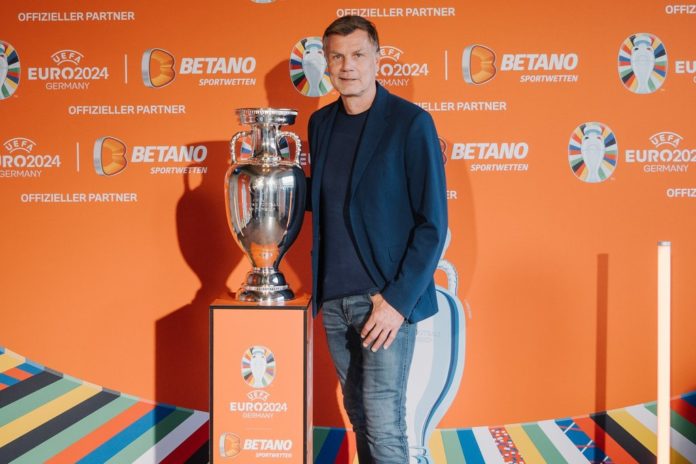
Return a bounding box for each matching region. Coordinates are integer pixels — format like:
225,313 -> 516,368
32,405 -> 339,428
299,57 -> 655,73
156,140 -> 240,412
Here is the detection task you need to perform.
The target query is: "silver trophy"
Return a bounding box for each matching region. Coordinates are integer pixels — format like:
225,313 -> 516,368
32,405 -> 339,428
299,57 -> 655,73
225,108 -> 306,302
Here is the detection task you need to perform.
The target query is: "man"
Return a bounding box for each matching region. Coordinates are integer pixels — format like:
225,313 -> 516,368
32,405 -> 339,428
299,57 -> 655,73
308,16 -> 448,463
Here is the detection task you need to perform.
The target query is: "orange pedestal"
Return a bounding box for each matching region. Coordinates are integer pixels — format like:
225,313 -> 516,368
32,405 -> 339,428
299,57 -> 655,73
210,295 -> 313,463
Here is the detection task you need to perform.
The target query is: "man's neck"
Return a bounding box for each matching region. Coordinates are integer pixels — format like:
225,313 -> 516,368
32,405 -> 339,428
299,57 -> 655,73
340,83 -> 377,115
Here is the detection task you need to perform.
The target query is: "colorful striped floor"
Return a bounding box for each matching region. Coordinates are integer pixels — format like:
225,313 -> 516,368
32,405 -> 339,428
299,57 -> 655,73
315,396 -> 696,463
1,346 -> 695,463
0,347 -> 208,463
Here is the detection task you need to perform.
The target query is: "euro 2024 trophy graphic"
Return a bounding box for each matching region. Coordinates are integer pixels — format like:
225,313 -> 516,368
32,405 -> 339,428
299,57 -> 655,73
405,229 -> 469,463
0,44 -> 8,89
225,108 -> 306,302
580,123 -> 606,183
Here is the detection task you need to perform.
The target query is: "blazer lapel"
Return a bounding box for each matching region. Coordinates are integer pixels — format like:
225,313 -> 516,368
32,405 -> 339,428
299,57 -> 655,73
349,83 -> 390,199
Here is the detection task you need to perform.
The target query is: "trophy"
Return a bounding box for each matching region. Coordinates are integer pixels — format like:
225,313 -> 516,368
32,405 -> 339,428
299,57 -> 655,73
225,108 -> 306,302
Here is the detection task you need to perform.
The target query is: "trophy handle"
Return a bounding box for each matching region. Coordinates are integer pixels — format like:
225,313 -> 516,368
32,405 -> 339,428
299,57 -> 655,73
277,131 -> 302,166
229,130 -> 251,164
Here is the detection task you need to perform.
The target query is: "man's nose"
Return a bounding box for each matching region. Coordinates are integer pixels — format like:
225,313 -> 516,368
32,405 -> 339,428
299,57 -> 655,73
341,56 -> 355,71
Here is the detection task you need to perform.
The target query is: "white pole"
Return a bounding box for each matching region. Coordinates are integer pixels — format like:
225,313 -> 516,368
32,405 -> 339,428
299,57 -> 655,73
657,241 -> 671,463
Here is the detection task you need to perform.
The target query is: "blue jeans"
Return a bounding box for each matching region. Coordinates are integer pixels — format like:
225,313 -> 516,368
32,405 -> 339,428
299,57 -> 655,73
321,293 -> 416,464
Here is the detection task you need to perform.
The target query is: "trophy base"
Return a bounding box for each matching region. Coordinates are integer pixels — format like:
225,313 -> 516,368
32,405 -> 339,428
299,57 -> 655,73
235,269 -> 295,303
235,288 -> 295,303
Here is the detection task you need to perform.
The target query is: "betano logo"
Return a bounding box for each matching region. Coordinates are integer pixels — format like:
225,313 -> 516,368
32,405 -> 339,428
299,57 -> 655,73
289,37 -> 332,97
377,45 -> 430,87
0,40 -> 20,99
27,49 -> 110,90
439,137 -> 448,164
93,137 -> 127,176
93,136 -> 208,176
219,432 -> 241,458
141,48 -> 175,88
141,48 -> 256,88
449,141 -> 530,172
568,122 -> 618,183
618,33 -> 667,94
243,438 -> 293,451
462,44 -> 496,84
462,44 -> 579,84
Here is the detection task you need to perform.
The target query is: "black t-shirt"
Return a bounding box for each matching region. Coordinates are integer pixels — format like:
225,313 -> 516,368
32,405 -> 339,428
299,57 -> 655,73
319,104 -> 378,302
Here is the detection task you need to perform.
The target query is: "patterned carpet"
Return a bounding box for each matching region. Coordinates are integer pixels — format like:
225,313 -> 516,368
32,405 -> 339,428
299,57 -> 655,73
1,346 -> 695,463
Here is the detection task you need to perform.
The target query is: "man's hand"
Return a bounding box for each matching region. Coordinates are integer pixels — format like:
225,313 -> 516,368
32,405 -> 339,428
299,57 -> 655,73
360,293 -> 405,351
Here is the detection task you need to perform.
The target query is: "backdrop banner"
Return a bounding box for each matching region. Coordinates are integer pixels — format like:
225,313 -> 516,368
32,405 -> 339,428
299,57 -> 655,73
1,0 -> 695,443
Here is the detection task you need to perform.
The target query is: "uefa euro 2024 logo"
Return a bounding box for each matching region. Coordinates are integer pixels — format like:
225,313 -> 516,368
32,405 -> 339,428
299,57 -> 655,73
568,122 -> 618,183
290,37 -> 333,97
0,40 -> 20,99
241,345 -> 276,388
618,33 -> 668,94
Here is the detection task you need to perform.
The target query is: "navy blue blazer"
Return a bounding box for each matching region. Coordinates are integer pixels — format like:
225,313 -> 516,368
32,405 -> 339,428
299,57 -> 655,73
308,83 -> 448,323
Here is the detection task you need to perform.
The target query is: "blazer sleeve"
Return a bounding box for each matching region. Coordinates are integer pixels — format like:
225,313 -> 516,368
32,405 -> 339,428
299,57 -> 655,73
381,111 -> 448,318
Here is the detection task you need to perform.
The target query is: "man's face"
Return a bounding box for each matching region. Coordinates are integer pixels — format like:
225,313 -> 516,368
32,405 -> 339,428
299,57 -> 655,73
325,29 -> 379,99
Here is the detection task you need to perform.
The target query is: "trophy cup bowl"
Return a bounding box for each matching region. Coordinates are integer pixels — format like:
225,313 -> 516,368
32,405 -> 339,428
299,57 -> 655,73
225,108 -> 306,302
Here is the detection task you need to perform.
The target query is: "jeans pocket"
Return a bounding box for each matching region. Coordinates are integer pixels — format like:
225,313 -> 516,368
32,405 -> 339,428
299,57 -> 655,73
348,293 -> 374,328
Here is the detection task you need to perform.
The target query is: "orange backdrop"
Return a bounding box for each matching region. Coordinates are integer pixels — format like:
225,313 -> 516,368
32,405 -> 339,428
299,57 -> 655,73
1,0 -> 695,429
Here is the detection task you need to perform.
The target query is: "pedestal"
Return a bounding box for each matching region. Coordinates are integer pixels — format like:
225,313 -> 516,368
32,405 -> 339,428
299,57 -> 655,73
210,295 -> 312,463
